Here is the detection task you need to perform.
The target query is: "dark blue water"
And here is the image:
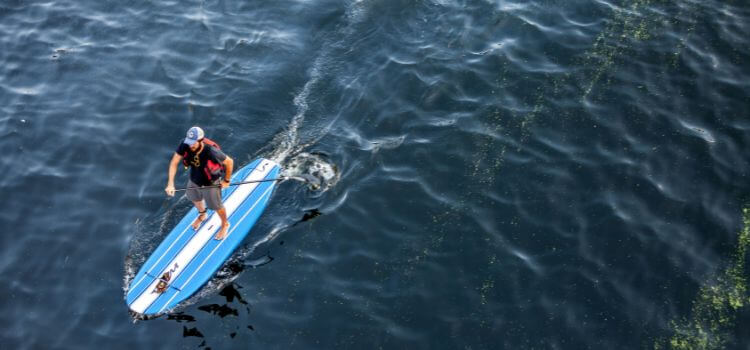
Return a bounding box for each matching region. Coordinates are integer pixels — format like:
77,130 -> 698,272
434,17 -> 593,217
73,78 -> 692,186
2,0 -> 749,348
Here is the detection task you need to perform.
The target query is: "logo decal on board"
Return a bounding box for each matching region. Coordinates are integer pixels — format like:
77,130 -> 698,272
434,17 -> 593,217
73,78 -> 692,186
152,263 -> 179,294
255,161 -> 269,173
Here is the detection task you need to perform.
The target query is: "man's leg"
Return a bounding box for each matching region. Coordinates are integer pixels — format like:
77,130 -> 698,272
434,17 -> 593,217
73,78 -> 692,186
191,200 -> 207,230
214,207 -> 229,240
186,180 -> 207,230
205,186 -> 229,240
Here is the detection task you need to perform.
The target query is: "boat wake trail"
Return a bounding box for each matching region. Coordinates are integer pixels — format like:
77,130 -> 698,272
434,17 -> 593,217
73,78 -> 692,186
262,0 -> 374,189
263,58 -> 340,192
261,55 -> 340,192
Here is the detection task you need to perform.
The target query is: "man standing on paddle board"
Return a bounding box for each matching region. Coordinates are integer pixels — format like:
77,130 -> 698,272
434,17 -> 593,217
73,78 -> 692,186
164,126 -> 234,240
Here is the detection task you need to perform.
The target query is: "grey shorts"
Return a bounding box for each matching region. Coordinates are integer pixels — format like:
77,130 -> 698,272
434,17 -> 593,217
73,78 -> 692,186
186,179 -> 224,210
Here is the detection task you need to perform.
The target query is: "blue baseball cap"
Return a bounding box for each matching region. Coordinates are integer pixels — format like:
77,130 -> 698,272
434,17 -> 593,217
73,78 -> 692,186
184,126 -> 205,146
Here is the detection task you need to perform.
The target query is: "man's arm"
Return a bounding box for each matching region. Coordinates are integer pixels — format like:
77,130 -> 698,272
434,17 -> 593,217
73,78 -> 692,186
221,156 -> 234,188
165,153 -> 183,196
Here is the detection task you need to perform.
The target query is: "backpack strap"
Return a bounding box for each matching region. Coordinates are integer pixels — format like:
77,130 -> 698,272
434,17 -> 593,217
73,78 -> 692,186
181,138 -> 221,168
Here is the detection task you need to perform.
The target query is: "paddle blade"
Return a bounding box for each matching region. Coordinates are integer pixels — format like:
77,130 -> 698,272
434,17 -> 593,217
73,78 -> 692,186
288,174 -> 322,190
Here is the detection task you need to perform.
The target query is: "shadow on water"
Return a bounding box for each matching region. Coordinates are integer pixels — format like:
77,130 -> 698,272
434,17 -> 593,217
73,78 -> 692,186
166,312 -> 196,323
163,282 -> 258,349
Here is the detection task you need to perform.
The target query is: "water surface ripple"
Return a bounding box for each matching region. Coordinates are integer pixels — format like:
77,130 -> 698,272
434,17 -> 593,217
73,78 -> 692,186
1,0 -> 749,349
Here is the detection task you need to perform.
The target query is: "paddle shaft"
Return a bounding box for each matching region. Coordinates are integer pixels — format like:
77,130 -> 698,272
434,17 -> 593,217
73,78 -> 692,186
172,177 -> 288,192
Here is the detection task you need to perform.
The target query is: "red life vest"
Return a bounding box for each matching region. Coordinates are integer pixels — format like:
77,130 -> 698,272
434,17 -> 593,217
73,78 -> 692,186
182,138 -> 225,182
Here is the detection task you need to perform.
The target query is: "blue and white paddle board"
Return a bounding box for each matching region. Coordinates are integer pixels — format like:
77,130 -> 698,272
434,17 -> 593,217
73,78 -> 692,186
126,158 -> 281,316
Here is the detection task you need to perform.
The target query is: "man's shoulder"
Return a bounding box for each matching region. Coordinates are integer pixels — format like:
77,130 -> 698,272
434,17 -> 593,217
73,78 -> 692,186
176,142 -> 189,154
208,144 -> 227,159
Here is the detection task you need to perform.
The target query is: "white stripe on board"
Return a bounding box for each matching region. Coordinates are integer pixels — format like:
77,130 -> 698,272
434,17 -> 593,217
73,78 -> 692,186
129,160 -> 276,314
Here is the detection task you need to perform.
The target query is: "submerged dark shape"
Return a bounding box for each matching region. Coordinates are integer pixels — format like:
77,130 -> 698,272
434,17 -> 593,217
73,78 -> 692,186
302,209 -> 322,222
51,49 -> 66,60
219,283 -> 248,305
167,312 -> 196,323
294,209 -> 322,226
182,326 -> 204,338
197,304 -> 239,318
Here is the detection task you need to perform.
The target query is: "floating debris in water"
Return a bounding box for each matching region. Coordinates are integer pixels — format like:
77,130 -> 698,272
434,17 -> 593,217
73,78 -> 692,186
690,127 -> 716,143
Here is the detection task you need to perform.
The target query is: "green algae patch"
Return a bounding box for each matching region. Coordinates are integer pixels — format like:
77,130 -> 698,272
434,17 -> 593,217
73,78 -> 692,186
655,208 -> 750,349
583,0 -> 664,98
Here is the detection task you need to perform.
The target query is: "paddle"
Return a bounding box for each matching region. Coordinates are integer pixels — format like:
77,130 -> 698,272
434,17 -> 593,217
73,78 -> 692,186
172,174 -> 320,192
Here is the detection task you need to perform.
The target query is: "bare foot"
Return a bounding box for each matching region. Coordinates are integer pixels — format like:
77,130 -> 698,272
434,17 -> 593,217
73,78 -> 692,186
214,222 -> 230,240
191,211 -> 207,230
